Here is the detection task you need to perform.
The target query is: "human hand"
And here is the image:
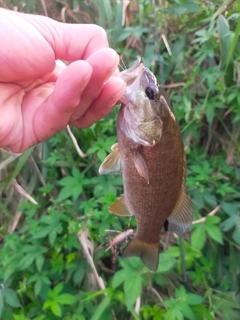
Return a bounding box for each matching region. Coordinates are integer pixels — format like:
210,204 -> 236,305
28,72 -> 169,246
0,9 -> 125,153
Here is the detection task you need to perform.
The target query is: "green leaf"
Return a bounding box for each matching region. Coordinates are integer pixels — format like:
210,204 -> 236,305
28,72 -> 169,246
0,289 -> 3,319
164,307 -> 184,320
233,225 -> 240,245
203,193 -> 217,206
73,263 -> 85,285
101,0 -> 113,28
221,202 -> 239,216
35,279 -> 42,297
7,148 -> 34,188
52,283 -> 63,296
13,315 -> 31,320
157,251 -> 176,273
56,293 -> 76,305
166,246 -> 180,258
57,184 -> 83,202
178,301 -> 194,319
112,270 -> 127,289
225,15 -> 240,70
48,228 -> 58,246
123,273 -> 142,309
3,288 -> 22,308
19,253 -> 35,270
90,296 -> 111,320
222,215 -> 239,232
32,228 -> 50,239
191,224 -> 206,250
43,300 -> 52,309
186,293 -> 204,305
36,254 -> 44,272
51,301 -> 62,317
205,216 -> 221,225
166,5 -> 187,16
217,14 -> 231,68
33,316 -> 46,320
183,0 -> 199,13
205,224 -> 223,244
175,285 -> 186,298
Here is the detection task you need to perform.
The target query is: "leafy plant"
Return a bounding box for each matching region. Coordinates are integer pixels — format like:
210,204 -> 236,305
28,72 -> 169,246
0,0 -> 240,319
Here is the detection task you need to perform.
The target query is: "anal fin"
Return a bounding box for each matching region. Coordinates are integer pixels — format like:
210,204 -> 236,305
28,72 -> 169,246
168,183 -> 193,236
109,194 -> 132,216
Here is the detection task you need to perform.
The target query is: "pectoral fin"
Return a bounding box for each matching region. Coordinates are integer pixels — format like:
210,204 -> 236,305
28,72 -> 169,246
131,149 -> 149,184
99,144 -> 121,175
111,143 -> 119,151
109,194 -> 132,216
168,184 -> 193,236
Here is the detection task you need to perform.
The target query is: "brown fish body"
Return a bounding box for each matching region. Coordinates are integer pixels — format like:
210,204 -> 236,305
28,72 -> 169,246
99,58 -> 192,271
117,104 -> 184,245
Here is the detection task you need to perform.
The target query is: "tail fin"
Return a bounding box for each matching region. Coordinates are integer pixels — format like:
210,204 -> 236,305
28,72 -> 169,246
123,236 -> 159,271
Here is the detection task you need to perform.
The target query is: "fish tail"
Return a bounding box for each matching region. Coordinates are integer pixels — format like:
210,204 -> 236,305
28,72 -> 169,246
123,236 -> 159,271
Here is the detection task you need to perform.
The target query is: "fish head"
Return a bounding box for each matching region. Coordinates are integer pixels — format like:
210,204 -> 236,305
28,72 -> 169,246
119,58 -> 164,147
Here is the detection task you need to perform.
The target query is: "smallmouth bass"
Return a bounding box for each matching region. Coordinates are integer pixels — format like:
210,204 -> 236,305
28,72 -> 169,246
99,58 -> 192,271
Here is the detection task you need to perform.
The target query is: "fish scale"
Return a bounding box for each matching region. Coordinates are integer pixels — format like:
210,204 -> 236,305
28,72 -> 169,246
118,107 -> 184,245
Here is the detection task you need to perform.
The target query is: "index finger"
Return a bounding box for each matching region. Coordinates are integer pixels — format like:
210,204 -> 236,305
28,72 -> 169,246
26,13 -> 110,61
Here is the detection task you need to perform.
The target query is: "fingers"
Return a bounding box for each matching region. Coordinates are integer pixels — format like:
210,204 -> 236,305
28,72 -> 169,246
29,14 -> 110,62
69,47 -> 121,123
54,23 -> 109,61
72,76 -> 126,128
32,50 -> 125,142
32,60 -> 92,142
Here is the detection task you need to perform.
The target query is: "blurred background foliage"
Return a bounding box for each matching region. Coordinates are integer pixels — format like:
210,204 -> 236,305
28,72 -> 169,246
0,0 -> 240,319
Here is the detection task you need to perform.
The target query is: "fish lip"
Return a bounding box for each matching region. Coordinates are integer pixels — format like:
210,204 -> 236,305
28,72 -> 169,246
125,56 -> 143,71
119,57 -> 145,87
121,56 -> 143,73
119,58 -> 146,104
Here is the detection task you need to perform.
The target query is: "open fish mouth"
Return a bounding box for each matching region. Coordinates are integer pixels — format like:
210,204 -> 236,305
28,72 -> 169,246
119,57 -> 146,104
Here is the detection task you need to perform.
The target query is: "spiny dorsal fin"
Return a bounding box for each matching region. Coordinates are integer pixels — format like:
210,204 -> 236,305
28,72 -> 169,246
109,194 -> 132,216
131,149 -> 149,184
123,236 -> 159,271
99,144 -> 121,175
168,183 -> 193,236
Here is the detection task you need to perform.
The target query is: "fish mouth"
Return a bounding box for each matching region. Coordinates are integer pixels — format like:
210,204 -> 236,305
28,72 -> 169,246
119,57 -> 146,105
119,57 -> 145,89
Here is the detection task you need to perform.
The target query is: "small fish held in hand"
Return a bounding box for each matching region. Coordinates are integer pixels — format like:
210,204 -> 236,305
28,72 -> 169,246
99,58 -> 192,271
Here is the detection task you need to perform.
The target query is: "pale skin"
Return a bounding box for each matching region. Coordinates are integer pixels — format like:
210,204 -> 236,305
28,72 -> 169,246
0,9 -> 126,153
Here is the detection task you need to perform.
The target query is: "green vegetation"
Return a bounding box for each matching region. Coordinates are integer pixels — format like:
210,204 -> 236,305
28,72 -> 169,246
0,0 -> 240,319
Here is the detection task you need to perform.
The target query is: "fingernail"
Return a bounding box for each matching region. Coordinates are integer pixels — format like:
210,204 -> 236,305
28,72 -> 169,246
108,51 -> 120,73
109,79 -> 126,104
83,64 -> 93,80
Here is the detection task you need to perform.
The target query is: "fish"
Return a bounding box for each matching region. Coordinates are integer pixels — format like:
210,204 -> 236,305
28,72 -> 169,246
99,58 -> 192,271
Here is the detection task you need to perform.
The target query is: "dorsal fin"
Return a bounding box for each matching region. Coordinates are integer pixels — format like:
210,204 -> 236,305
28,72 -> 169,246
168,182 -> 193,236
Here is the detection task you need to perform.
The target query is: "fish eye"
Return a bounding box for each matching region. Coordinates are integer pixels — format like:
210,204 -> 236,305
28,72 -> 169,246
145,86 -> 159,100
